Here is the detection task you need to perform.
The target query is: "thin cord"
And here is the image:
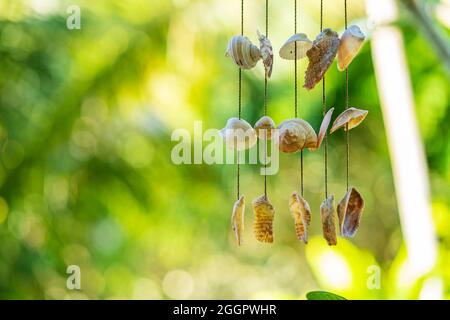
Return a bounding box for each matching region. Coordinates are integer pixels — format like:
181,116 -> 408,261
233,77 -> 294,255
321,0 -> 328,198
263,0 -> 269,197
344,0 -> 350,191
237,0 -> 244,200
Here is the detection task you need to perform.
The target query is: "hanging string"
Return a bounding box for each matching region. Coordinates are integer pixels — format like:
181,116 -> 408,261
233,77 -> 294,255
344,0 -> 350,192
321,0 -> 328,198
263,0 -> 269,197
237,0 -> 244,200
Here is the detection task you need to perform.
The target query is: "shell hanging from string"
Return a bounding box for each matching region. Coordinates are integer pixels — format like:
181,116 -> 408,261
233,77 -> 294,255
220,118 -> 257,151
337,187 -> 364,238
320,195 -> 337,246
231,195 -> 245,245
279,33 -> 313,60
252,195 -> 275,243
304,28 -> 340,90
255,116 -> 275,140
289,192 -> 311,244
225,35 -> 261,70
330,107 -> 368,133
337,25 -> 365,71
258,30 -> 274,78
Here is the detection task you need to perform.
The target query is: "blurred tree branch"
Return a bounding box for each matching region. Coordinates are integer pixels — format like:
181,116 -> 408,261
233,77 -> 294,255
399,0 -> 450,76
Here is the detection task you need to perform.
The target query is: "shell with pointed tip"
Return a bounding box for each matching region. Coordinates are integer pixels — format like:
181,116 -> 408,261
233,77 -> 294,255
338,25 -> 365,71
220,118 -> 257,151
304,29 -> 340,90
337,187 -> 364,238
289,192 -> 311,243
225,35 -> 261,69
257,31 -> 274,78
279,33 -> 313,60
255,116 -> 275,140
309,107 -> 334,151
320,195 -> 337,246
330,107 -> 368,133
276,119 -> 317,153
252,195 -> 275,243
231,196 -> 245,246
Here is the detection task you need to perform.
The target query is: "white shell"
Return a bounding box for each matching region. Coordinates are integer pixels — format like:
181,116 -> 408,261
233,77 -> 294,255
279,33 -> 313,60
225,35 -> 261,69
220,118 -> 257,151
337,25 -> 365,71
257,31 -> 274,78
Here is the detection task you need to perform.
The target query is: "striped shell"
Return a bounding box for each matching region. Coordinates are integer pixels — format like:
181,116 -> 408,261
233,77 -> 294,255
252,195 -> 275,243
225,35 -> 261,69
289,192 -> 311,244
277,119 -> 317,153
231,196 -> 245,246
337,187 -> 364,238
320,195 -> 337,246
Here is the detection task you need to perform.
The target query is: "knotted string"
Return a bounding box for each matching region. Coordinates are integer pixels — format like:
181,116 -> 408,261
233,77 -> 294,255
237,0 -> 244,200
321,0 -> 329,199
344,0 -> 350,192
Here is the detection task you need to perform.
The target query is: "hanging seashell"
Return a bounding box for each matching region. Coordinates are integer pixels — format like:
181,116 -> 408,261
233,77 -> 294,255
255,116 -> 275,140
289,192 -> 311,244
231,195 -> 245,246
304,28 -> 340,90
309,107 -> 334,151
276,119 -> 317,153
337,25 -> 365,71
225,35 -> 261,69
320,195 -> 337,246
252,194 -> 275,243
330,107 -> 368,134
220,118 -> 257,151
337,187 -> 364,238
279,33 -> 313,60
257,30 -> 274,78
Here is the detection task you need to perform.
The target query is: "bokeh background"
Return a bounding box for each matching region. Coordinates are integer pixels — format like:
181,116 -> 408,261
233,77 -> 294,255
0,0 -> 449,299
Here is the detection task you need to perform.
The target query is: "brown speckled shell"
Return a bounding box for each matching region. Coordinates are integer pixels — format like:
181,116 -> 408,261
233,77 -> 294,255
252,195 -> 275,243
289,192 -> 311,244
320,195 -> 337,246
277,119 -> 317,153
337,187 -> 364,238
304,29 -> 340,90
258,31 -> 274,78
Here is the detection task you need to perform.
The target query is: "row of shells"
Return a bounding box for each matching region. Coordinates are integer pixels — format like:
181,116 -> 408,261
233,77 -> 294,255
220,107 -> 368,152
226,25 -> 365,89
232,187 -> 365,246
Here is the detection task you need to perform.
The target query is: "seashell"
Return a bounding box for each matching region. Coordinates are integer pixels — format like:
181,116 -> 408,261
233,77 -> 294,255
231,195 -> 245,246
220,118 -> 257,151
320,195 -> 337,246
279,33 -> 313,60
289,192 -> 311,243
225,35 -> 261,69
330,107 -> 368,134
337,25 -> 365,71
304,28 -> 340,90
276,119 -> 317,153
257,31 -> 274,78
337,187 -> 364,238
252,194 -> 275,243
309,107 -> 334,151
254,116 -> 275,140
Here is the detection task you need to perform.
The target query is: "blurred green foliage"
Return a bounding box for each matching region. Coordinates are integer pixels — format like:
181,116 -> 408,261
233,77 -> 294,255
0,0 -> 449,299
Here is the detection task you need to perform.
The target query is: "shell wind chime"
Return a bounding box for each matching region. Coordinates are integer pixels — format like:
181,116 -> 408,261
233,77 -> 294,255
223,0 -> 368,246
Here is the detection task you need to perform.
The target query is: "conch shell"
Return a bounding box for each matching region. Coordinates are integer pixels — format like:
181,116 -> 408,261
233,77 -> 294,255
252,195 -> 275,243
279,33 -> 313,60
338,25 -> 365,71
255,116 -> 275,140
309,107 -> 334,151
304,28 -> 340,90
225,35 -> 261,69
337,187 -> 364,238
220,118 -> 257,151
330,107 -> 368,133
289,192 -> 311,243
231,196 -> 245,245
258,31 -> 274,78
277,119 -> 317,153
320,195 -> 337,246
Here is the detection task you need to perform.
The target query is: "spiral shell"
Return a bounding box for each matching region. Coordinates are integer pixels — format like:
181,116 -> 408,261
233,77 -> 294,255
231,196 -> 245,246
330,107 -> 368,133
338,25 -> 365,71
258,31 -> 274,78
255,116 -> 275,140
225,35 -> 261,69
279,33 -> 313,60
289,192 -> 311,244
220,118 -> 257,151
252,195 -> 275,243
277,119 -> 317,153
304,28 -> 340,90
320,195 -> 337,246
337,187 -> 364,238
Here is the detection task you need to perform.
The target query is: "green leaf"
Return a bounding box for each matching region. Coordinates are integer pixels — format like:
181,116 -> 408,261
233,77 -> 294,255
306,291 -> 347,300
